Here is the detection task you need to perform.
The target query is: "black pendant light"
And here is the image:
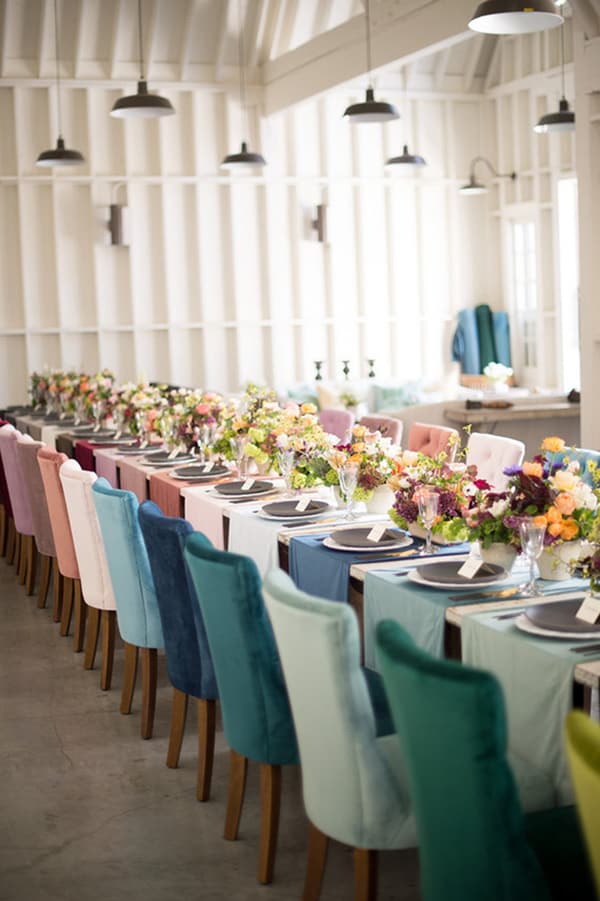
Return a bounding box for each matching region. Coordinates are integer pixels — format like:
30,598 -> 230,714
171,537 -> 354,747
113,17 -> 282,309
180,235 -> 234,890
459,156 -> 516,194
36,0 -> 85,167
343,0 -> 398,123
385,144 -> 426,169
469,0 -> 563,34
111,0 -> 174,118
534,20 -> 575,133
222,0 -> 266,171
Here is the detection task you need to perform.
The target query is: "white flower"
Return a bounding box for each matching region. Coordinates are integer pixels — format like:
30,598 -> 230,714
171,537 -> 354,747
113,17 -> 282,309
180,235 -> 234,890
571,481 -> 598,511
489,498 -> 509,518
483,362 -> 513,382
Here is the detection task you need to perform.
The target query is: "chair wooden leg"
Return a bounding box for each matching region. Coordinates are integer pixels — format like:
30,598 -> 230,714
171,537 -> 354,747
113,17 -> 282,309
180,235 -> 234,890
303,823 -> 330,901
166,688 -> 189,769
84,606 -> 101,670
72,580 -> 87,652
140,648 -> 157,740
258,763 -> 282,884
0,503 -> 6,557
224,750 -> 248,841
59,577 -> 74,636
120,641 -> 139,712
353,848 -> 378,901
37,554 -> 52,608
197,698 -> 216,802
24,536 -> 37,596
6,517 -> 16,564
16,533 -> 25,583
100,610 -> 116,690
52,567 -> 63,623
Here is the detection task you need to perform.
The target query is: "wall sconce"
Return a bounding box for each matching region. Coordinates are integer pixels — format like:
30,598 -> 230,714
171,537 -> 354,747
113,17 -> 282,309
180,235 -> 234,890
459,156 -> 516,195
106,183 -> 129,245
311,204 -> 327,243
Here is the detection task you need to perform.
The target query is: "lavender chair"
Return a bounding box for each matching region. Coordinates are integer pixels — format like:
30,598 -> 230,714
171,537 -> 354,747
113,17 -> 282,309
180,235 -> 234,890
318,409 -> 354,442
0,425 -> 37,593
60,460 -> 118,689
16,436 -> 56,609
407,422 -> 459,461
358,415 -> 403,444
466,432 -> 525,491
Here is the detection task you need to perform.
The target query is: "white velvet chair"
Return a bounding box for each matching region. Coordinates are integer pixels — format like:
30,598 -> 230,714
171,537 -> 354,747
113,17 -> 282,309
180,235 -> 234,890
263,568 -> 416,901
59,459 -> 118,689
466,431 -> 525,490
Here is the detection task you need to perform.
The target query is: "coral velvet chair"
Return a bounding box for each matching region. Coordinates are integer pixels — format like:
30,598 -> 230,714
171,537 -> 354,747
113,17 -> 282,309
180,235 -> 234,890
375,619 -> 595,901
138,501 -> 219,801
92,478 -> 163,738
407,422 -> 459,460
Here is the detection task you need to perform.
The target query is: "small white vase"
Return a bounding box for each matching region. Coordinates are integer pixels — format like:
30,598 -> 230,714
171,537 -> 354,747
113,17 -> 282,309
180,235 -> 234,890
537,540 -> 583,581
479,542 -> 518,572
408,522 -> 452,546
365,486 -> 395,515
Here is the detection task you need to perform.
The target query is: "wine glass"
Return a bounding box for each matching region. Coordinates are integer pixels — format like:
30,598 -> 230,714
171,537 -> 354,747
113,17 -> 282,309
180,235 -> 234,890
338,462 -> 359,521
277,449 -> 296,497
230,436 -> 249,479
519,518 -> 547,597
91,399 -> 105,432
417,487 -> 439,555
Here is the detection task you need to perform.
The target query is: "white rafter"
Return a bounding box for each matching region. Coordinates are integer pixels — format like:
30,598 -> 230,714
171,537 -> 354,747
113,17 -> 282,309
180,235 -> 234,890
179,0 -> 196,81
109,0 -> 124,80
214,0 -> 231,83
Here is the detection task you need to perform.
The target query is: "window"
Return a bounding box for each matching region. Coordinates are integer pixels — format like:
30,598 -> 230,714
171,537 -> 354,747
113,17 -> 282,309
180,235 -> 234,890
557,177 -> 580,391
509,220 -> 538,380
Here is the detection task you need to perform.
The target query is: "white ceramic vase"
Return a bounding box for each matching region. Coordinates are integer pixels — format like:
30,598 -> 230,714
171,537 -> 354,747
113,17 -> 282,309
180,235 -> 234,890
365,486 -> 395,515
537,540 -> 583,581
479,542 -> 518,572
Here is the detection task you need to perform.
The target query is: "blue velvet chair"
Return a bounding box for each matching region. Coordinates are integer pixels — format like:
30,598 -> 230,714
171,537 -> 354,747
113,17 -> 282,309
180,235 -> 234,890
183,534 -> 299,885
138,501 -> 219,801
375,619 -> 595,901
92,478 -> 164,739
548,447 -> 600,486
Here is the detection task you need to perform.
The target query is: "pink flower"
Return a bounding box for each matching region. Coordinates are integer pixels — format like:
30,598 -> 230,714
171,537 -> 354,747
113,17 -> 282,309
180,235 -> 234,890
196,403 -> 210,415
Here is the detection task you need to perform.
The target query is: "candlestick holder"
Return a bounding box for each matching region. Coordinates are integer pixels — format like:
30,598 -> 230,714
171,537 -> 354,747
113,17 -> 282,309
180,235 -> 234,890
314,361 -> 324,381
342,360 -> 350,380
367,359 -> 376,378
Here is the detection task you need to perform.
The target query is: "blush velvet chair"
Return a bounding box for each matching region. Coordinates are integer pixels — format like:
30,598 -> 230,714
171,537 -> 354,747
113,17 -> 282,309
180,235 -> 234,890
0,418 -> 12,558
565,711 -> 600,897
183,535 -> 299,885
38,446 -> 86,645
375,619 -> 595,901
465,431 -> 525,490
138,501 -> 219,801
407,422 -> 459,460
318,408 -> 354,442
59,460 -> 118,689
358,415 -> 403,444
263,569 -> 416,901
16,436 -> 57,609
0,425 -> 37,593
92,478 -> 164,739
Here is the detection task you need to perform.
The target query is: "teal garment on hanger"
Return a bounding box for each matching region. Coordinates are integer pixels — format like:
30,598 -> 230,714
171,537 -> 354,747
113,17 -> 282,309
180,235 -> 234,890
451,309 -> 480,375
492,311 -> 512,368
475,304 -> 498,372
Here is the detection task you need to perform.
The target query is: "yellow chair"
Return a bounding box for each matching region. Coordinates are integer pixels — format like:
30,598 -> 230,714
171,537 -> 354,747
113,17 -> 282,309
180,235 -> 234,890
565,710 -> 600,897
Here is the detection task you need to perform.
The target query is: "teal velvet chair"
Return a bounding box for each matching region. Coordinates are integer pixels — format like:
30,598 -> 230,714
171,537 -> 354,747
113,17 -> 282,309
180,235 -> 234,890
183,534 -> 299,885
547,447 -> 600,486
263,569 -> 416,901
375,619 -> 595,901
92,478 -> 164,739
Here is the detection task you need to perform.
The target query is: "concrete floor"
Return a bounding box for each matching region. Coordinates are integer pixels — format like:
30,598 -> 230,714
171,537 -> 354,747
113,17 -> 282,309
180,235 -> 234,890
0,557 -> 421,901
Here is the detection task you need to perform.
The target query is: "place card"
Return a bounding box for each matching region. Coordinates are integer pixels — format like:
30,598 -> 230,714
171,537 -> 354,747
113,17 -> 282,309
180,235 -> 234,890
575,595 -> 600,624
203,461 -> 214,473
296,496 -> 311,511
457,557 -> 485,579
367,524 -> 388,543
241,478 -> 255,492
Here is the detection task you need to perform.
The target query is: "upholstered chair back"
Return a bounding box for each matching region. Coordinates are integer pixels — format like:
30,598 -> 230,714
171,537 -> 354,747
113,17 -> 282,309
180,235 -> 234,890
550,447 -> 600,487
37,446 -> 79,579
263,568 -> 415,850
466,432 -> 525,490
358,415 -> 403,444
59,460 -> 115,612
16,437 -> 56,557
184,536 -> 298,766
318,408 -> 354,442
91,478 -> 162,649
565,711 -> 600,897
0,420 -> 13,518
0,426 -> 35,536
138,501 -> 217,700
407,422 -> 459,461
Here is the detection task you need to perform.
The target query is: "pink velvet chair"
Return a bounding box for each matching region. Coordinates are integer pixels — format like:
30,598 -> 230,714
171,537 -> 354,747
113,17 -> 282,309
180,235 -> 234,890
407,422 -> 459,461
16,436 -> 57,609
0,425 -> 37,593
466,432 -> 525,490
358,415 -> 403,444
318,409 -> 354,442
0,418 -> 14,559
60,459 -> 118,689
38,446 -> 86,649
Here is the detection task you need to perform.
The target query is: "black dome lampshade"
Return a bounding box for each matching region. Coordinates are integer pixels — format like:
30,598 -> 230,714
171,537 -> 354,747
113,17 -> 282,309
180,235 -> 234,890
469,0 -> 563,34
36,0 -> 85,168
534,20 -> 575,133
221,141 -> 267,171
459,156 -> 516,195
343,0 -> 399,124
110,0 -> 175,119
385,143 -> 427,169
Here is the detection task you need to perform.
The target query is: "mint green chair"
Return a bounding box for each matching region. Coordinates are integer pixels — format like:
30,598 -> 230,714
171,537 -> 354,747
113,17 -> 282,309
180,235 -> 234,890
375,619 -> 595,901
565,710 -> 600,897
263,569 -> 416,901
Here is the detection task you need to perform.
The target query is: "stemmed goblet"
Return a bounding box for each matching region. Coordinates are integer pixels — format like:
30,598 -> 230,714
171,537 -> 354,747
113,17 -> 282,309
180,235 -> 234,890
519,518 -> 547,597
417,487 -> 439,556
230,436 -> 249,478
277,449 -> 296,497
338,462 -> 359,521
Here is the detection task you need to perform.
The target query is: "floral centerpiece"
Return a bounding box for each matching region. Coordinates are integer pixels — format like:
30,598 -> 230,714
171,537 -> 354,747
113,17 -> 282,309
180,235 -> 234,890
213,384 -> 279,462
321,424 -> 399,502
110,382 -> 166,437
483,361 -> 513,393
274,403 -> 335,489
157,388 -> 224,451
84,369 -> 116,421
29,371 -> 49,409
462,487 -> 516,549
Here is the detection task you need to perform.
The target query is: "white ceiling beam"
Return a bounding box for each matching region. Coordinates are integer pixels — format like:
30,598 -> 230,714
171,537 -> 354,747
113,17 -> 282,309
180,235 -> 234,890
463,33 -> 484,93
265,0 -> 287,62
274,0 -> 299,57
109,0 -> 124,80
0,0 -> 8,78
214,0 -> 231,83
73,0 -> 86,79
179,0 -> 196,81
261,0 -> 476,114
247,0 -> 267,69
312,0 -> 334,37
433,46 -> 450,91
571,0 -> 600,36
144,0 -> 159,80
38,0 -> 51,78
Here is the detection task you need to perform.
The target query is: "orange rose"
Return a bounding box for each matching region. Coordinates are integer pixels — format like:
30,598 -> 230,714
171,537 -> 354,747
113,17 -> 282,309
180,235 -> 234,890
546,506 -> 562,524
533,514 -> 548,528
548,522 -> 563,537
523,461 -> 544,478
560,519 -> 579,541
555,492 -> 576,516
541,436 -> 566,453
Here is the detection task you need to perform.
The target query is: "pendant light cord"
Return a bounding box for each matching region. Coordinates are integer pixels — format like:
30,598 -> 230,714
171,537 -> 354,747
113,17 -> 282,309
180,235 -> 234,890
53,0 -> 63,138
237,0 -> 248,143
138,0 -> 145,80
560,19 -> 566,99
365,0 -> 373,87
